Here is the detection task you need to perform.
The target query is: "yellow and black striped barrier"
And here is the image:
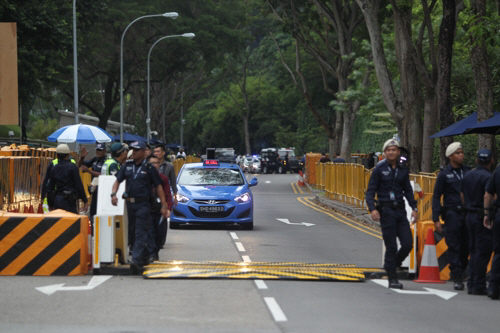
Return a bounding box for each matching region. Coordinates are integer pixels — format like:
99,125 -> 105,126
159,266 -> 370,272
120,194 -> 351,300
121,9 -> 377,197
0,210 -> 89,276
143,261 -> 384,281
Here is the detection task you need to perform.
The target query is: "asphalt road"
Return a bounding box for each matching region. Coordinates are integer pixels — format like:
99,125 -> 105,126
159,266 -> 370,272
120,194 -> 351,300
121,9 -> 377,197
1,173 -> 498,332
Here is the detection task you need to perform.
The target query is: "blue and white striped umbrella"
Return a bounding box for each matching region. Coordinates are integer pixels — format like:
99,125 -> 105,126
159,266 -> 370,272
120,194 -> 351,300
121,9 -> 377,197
47,124 -> 114,143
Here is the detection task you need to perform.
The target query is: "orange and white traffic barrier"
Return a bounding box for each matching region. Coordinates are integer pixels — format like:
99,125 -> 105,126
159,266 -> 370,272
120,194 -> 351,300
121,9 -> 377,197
414,228 -> 445,284
298,170 -> 305,187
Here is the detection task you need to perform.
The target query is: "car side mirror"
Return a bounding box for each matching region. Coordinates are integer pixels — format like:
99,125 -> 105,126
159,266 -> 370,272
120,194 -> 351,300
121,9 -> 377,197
249,177 -> 258,187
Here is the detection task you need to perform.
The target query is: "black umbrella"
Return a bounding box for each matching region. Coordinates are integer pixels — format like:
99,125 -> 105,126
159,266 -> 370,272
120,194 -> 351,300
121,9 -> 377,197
429,113 -> 477,138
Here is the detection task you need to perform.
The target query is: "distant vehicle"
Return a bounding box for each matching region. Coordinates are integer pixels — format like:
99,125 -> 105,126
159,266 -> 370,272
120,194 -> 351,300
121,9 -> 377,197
277,148 -> 301,173
240,156 -> 261,173
215,148 -> 236,163
260,148 -> 278,174
260,148 -> 301,174
171,159 -> 257,230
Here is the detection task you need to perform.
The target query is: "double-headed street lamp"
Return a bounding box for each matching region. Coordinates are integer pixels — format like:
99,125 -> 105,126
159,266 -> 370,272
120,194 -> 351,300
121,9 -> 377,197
146,33 -> 195,144
120,12 -> 179,143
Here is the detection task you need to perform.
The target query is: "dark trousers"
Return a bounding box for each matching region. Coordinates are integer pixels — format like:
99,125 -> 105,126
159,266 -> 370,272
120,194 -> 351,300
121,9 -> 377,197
53,195 -> 77,214
380,206 -> 413,272
466,212 -> 493,291
489,214 -> 500,290
444,210 -> 469,280
150,212 -> 167,258
90,191 -> 98,220
126,201 -> 154,265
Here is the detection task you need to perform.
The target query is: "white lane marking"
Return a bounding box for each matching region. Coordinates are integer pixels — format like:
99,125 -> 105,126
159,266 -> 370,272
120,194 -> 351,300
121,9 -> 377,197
255,280 -> 268,289
235,242 -> 246,252
242,255 -> 251,262
230,232 -> 239,240
265,181 -> 271,183
371,280 -> 457,300
36,276 -> 112,296
276,218 -> 315,227
264,297 -> 287,322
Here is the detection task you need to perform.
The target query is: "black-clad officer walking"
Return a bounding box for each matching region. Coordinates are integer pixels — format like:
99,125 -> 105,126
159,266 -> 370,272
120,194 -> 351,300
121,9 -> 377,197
47,144 -> 88,214
483,158 -> 500,299
461,149 -> 493,295
111,141 -> 169,274
366,139 -> 418,289
432,142 -> 470,290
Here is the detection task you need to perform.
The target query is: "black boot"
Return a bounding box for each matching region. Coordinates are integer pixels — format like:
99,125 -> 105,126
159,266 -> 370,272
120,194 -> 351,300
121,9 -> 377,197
488,285 -> 499,300
388,270 -> 403,289
454,276 -> 464,291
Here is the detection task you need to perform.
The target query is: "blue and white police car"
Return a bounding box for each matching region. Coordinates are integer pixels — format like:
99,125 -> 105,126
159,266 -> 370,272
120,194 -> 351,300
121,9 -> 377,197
170,159 -> 258,230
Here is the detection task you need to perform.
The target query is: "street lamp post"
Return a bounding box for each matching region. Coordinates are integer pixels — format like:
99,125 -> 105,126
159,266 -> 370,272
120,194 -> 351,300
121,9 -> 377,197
147,33 -> 195,144
120,12 -> 179,143
73,0 -> 79,151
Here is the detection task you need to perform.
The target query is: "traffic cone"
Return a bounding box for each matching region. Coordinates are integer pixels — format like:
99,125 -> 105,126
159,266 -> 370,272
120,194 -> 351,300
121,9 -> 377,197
37,204 -> 44,214
28,205 -> 34,213
298,170 -> 305,186
414,228 -> 445,284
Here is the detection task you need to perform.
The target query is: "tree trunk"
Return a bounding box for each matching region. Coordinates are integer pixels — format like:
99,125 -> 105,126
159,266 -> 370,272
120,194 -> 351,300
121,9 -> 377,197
421,91 -> 438,172
392,1 -> 422,173
243,114 -> 251,155
437,0 -> 457,167
341,112 -> 356,163
470,0 -> 495,152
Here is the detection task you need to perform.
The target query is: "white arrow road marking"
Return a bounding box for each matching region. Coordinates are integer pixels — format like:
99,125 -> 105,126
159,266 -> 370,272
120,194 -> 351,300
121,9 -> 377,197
36,276 -> 112,296
276,218 -> 315,227
372,279 -> 457,300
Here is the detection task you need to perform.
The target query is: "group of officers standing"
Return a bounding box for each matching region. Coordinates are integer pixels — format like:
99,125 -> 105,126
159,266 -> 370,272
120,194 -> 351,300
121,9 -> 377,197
42,141 -> 180,275
367,138 -> 500,299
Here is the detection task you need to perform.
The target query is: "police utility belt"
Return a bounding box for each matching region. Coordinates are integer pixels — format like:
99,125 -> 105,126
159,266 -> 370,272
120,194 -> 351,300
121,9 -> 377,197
440,205 -> 465,216
376,201 -> 405,211
123,196 -> 149,203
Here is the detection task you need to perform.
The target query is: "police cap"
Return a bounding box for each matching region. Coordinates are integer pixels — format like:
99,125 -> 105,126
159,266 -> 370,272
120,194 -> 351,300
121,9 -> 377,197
130,141 -> 146,150
56,144 -> 71,154
110,143 -> 125,154
477,148 -> 492,162
96,143 -> 106,150
382,139 -> 400,152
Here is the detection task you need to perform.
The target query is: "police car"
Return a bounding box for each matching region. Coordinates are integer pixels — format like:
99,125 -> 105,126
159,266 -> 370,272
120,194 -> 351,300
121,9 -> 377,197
170,158 -> 258,230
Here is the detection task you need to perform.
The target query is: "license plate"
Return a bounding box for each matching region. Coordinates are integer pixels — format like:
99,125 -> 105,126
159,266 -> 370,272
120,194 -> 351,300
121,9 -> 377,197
200,206 -> 225,213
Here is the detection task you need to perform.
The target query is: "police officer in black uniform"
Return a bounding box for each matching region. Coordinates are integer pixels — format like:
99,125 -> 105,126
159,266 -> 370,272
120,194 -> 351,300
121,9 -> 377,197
111,141 -> 169,274
366,139 -> 418,289
47,144 -> 88,214
432,142 -> 470,290
461,149 -> 493,295
79,143 -> 107,221
483,158 -> 500,299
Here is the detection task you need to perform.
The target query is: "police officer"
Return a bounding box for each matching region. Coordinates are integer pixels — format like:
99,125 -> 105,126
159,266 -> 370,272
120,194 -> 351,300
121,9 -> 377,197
47,144 -> 88,214
101,143 -> 128,176
41,151 -> 76,209
461,149 -> 493,295
432,142 -> 470,290
111,141 -> 169,274
483,159 -> 500,299
146,154 -> 172,261
366,139 -> 418,289
79,143 -> 107,220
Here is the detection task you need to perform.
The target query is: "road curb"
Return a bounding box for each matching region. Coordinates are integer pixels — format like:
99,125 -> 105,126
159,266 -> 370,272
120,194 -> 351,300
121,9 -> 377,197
304,182 -> 380,228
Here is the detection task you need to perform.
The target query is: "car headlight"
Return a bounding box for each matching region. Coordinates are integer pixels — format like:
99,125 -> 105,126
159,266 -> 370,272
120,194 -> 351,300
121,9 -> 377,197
234,192 -> 251,203
176,193 -> 190,203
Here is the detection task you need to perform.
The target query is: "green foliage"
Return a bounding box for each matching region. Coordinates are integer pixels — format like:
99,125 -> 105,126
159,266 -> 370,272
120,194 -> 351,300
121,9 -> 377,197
27,119 -> 59,140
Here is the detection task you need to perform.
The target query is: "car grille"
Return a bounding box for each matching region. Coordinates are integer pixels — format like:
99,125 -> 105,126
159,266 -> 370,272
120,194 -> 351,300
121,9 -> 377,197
188,206 -> 235,218
193,199 -> 230,204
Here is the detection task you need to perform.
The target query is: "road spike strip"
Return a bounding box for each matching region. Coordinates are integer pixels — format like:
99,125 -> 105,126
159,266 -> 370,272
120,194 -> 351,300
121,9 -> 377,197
414,228 -> 446,284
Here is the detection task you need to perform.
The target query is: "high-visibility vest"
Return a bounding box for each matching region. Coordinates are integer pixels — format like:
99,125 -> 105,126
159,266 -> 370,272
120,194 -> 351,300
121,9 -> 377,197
52,158 -> 76,165
101,158 -> 121,175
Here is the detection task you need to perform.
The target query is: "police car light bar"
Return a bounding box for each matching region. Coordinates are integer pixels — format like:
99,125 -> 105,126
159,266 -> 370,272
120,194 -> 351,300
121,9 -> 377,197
204,160 -> 219,166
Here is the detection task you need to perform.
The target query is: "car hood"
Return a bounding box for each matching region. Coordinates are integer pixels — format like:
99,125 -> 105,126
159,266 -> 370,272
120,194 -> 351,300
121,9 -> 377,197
178,185 -> 248,199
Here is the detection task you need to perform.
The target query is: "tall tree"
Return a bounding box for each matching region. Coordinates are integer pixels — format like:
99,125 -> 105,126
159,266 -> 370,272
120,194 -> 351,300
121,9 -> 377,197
469,0 -> 494,152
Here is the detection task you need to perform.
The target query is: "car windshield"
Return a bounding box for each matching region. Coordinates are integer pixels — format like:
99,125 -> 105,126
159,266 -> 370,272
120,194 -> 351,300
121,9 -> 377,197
216,150 -> 234,158
179,168 -> 244,186
279,150 -> 295,157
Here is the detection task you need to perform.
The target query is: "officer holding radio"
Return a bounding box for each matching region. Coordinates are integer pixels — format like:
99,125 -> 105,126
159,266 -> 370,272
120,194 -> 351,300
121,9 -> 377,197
366,139 -> 418,290
111,141 -> 169,274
